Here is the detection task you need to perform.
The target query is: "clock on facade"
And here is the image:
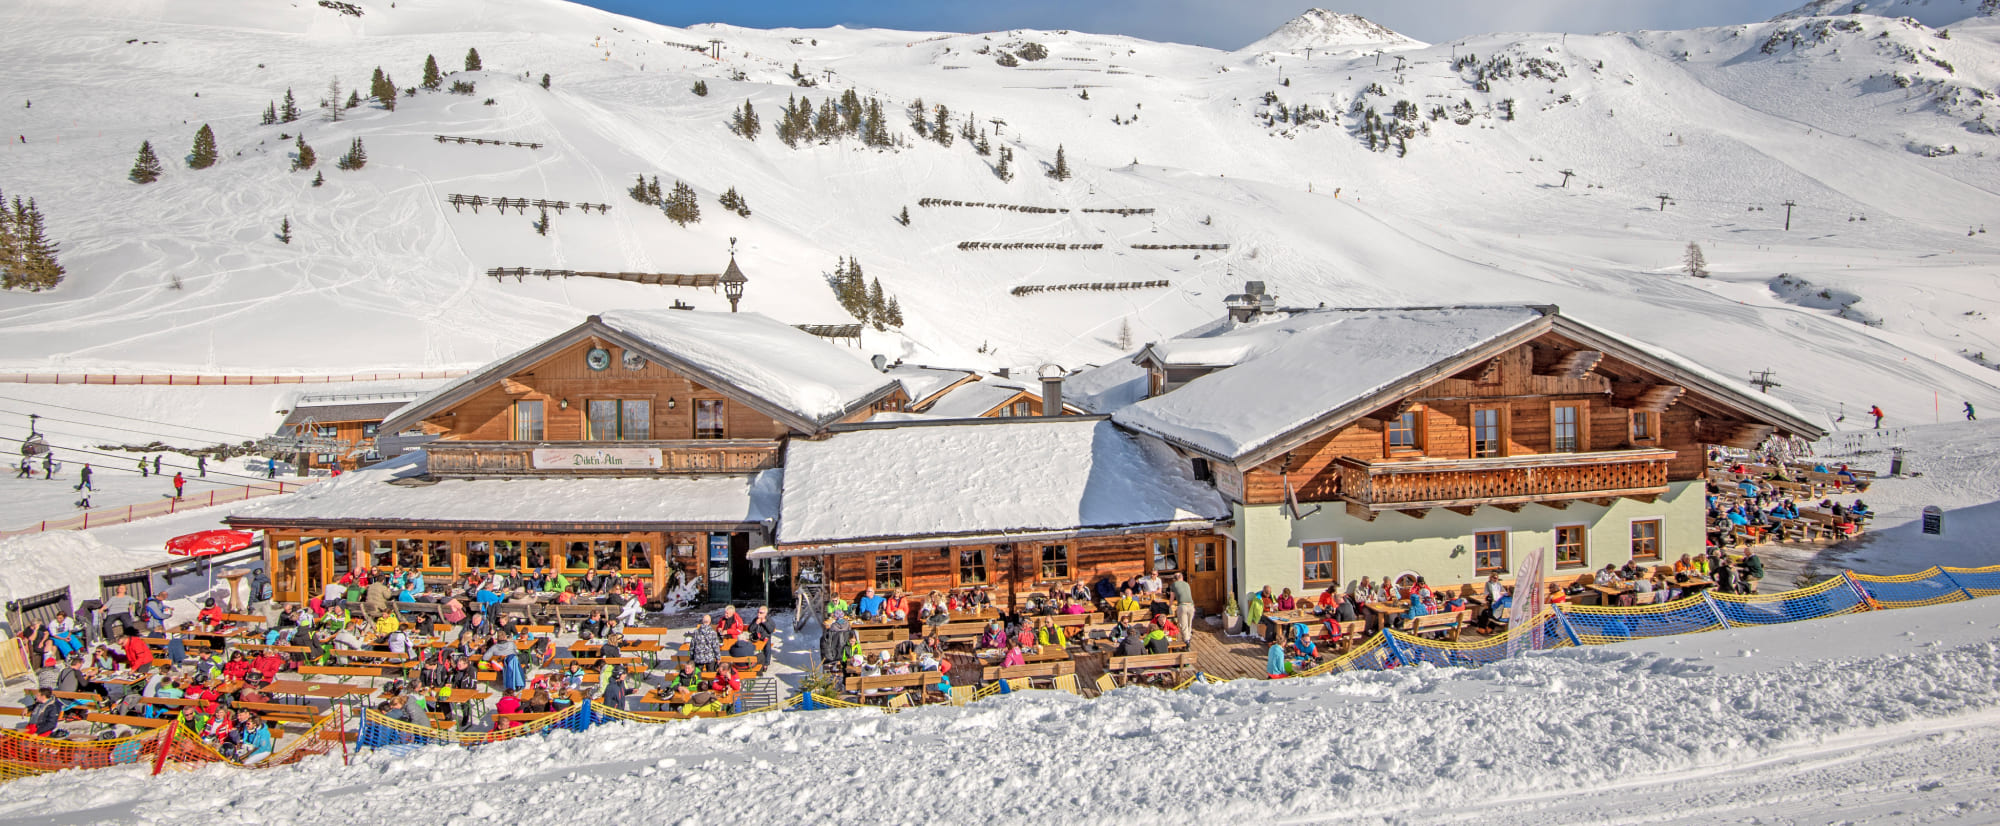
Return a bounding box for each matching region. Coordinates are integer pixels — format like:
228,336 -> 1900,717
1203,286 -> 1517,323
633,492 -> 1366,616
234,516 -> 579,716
585,347 -> 612,371
622,351 -> 648,371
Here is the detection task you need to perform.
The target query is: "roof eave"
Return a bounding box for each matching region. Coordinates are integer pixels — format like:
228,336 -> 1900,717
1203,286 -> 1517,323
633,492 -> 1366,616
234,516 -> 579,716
1547,316 -> 1829,439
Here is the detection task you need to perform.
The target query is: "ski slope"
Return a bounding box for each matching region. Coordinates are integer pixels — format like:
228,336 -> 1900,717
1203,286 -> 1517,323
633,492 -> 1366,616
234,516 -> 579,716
3,0 -> 2000,430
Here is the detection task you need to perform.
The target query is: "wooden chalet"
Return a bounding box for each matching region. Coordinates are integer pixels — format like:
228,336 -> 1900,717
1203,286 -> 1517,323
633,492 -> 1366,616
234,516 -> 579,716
228,310 -> 905,607
274,392 -> 428,472
1104,299 -> 1825,602
761,416 -> 1233,611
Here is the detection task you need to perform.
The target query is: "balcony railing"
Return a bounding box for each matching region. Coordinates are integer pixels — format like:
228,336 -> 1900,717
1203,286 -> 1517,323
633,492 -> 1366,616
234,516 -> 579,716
1335,449 -> 1674,511
424,440 -> 783,477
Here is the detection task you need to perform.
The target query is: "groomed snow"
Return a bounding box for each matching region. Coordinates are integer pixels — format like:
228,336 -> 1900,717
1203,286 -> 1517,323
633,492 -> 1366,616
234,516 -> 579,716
1114,306 -> 1544,460
777,418 -> 1227,545
227,453 -> 780,527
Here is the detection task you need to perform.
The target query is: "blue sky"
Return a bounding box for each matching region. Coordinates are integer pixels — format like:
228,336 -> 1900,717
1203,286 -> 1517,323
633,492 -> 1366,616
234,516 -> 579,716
573,1 -> 1811,49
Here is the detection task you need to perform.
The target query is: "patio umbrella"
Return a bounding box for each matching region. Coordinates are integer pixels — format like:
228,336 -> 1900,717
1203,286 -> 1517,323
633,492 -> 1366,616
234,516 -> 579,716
166,530 -> 256,601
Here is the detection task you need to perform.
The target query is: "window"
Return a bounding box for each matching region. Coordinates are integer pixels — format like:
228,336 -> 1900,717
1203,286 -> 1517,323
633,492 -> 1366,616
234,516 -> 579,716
1472,407 -> 1504,458
1151,537 -> 1179,573
1631,519 -> 1662,560
317,425 -> 337,440
1007,400 -> 1033,417
1387,408 -> 1423,453
1039,545 -> 1070,581
587,400 -> 650,441
565,541 -> 591,571
1631,410 -> 1657,443
1191,458 -> 1212,482
370,539 -> 394,568
625,541 -> 651,571
593,540 -> 622,570
426,540 -> 452,570
395,539 -> 423,569
1555,526 -> 1586,569
524,541 -> 551,570
957,548 -> 988,585
493,539 -> 522,569
1192,540 -> 1218,573
694,399 -> 727,439
316,452 -> 334,465
873,554 -> 905,590
362,423 -> 379,438
1474,531 -> 1508,574
464,540 -> 491,570
1302,541 -> 1337,587
1552,404 -> 1581,453
513,400 -> 544,441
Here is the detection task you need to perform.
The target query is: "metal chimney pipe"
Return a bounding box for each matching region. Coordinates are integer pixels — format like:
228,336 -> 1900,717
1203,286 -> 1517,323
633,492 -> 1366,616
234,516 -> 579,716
1041,375 -> 1064,417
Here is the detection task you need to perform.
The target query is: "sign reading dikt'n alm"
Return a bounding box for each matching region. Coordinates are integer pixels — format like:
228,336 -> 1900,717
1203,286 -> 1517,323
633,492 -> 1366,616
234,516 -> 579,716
531,447 -> 664,470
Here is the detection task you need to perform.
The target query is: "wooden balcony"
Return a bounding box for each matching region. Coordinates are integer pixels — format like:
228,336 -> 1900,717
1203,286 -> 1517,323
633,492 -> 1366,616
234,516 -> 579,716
1334,449 -> 1674,516
424,440 -> 783,478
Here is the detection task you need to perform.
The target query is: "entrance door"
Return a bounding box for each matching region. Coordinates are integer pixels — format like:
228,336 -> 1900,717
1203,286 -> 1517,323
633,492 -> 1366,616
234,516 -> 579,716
1188,537 -> 1226,612
763,557 -> 793,612
302,538 -> 326,600
730,533 -> 757,605
706,534 -> 732,603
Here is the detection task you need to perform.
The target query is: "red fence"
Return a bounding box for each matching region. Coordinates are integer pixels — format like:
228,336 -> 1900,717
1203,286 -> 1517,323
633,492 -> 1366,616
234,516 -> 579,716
0,481 -> 311,537
0,371 -> 467,386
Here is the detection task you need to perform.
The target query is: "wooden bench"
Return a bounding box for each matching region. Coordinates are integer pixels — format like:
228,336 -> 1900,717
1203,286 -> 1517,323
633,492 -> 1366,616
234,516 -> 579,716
841,671 -> 945,704
234,643 -> 309,656
1800,510 -> 1861,537
235,700 -> 321,725
539,604 -> 613,628
298,664 -> 395,681
979,660 -> 1075,686
138,696 -> 205,711
616,708 -> 724,720
544,656 -> 643,669
1313,619 -> 1370,652
620,626 -> 671,639
1105,652 -> 1197,685
50,691 -> 101,708
1403,610 -> 1470,642
854,627 -> 908,643
931,620 -> 991,643
86,712 -> 170,730
217,613 -> 268,627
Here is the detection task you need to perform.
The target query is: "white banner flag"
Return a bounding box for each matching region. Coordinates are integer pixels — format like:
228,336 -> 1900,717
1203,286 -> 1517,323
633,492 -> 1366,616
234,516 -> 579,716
1506,547 -> 1547,658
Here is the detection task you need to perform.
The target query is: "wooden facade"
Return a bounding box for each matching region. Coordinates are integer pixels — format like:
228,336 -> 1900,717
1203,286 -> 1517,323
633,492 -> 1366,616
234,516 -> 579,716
294,419 -> 383,472
425,440 -> 783,478
802,530 -> 1231,612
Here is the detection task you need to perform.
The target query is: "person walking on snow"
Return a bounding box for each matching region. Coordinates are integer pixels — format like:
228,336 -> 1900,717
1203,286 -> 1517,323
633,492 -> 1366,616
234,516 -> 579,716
172,472 -> 185,499
1966,402 -> 1977,421
41,454 -> 52,479
15,457 -> 30,479
152,455 -> 162,475
1869,405 -> 1884,429
265,458 -> 276,479
138,457 -> 148,478
75,464 -> 93,492
197,455 -> 207,477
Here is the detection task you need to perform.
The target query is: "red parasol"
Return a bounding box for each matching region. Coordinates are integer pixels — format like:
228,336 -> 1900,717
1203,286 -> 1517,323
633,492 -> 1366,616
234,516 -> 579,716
166,529 -> 256,557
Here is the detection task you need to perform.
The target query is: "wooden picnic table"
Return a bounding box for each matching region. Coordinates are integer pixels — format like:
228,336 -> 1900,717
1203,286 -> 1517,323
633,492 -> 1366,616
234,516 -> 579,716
263,680 -> 376,702
640,687 -> 738,709
1585,583 -> 1634,606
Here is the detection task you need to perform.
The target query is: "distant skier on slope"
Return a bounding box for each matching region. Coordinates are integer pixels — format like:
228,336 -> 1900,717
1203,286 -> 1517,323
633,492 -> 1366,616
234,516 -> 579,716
1965,401 -> 1977,421
1869,405 -> 1884,429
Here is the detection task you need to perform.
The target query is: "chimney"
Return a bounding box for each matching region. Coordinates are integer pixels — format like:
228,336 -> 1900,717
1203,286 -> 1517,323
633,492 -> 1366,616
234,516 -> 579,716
1224,280 -> 1275,323
1041,374 -> 1065,417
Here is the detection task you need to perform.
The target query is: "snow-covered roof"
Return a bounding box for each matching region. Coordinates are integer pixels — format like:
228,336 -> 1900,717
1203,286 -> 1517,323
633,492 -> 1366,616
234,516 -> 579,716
921,379 -> 1035,418
1063,359 -> 1150,415
1115,307 -> 1548,462
381,311 -> 902,435
776,418 -> 1229,547
279,401 -> 410,429
885,364 -> 977,407
227,453 -> 779,529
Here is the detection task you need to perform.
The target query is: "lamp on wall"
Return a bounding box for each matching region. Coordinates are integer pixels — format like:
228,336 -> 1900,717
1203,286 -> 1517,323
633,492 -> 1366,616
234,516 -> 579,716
938,546 -> 951,558
666,397 -> 677,410
559,398 -> 570,410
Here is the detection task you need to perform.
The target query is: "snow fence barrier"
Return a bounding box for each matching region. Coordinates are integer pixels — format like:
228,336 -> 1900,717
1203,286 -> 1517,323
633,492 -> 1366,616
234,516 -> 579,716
4,564 -> 1999,784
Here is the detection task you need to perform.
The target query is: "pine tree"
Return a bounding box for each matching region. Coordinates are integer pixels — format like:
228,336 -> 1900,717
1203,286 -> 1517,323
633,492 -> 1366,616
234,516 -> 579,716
896,205 -> 910,226
1682,242 -> 1709,277
729,100 -> 761,140
866,278 -> 888,330
281,88 -> 300,123
884,295 -> 903,327
421,55 -> 443,90
628,174 -> 652,204
995,146 -> 1013,181
975,130 -> 990,156
540,73 -> 550,90
291,135 -> 316,172
907,97 -> 928,137
261,101 -> 277,125
279,216 -> 292,244
1117,318 -> 1134,350
647,176 -> 662,204
9,198 -> 64,291
129,140 -> 162,183
718,186 -> 750,217
336,137 -> 367,170
312,171 -> 324,187
370,68 -> 398,111
862,98 -> 890,147
345,90 -> 360,109
840,89 -> 863,135
931,104 -> 952,147
465,47 -> 482,72
534,207 -> 550,236
664,180 -> 700,226
324,78 -> 343,122
188,124 -> 218,169
0,190 -> 17,282
813,98 -> 840,141
1047,144 -> 1070,180
691,79 -> 708,97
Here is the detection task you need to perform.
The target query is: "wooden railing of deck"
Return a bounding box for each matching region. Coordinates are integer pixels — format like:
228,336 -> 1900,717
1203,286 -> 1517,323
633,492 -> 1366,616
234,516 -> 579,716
1335,448 -> 1674,510
425,440 -> 782,477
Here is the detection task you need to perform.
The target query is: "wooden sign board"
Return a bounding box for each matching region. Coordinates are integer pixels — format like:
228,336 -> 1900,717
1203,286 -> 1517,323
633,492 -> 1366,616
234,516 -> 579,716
530,448 -> 663,470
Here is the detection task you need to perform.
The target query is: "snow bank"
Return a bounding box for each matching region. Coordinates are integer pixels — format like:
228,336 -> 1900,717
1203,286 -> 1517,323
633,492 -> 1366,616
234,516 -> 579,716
778,418 -> 1227,545
0,530 -> 174,607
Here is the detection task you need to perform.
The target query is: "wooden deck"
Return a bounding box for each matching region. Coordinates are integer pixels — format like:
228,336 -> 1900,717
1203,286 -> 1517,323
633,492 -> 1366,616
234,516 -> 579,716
1185,625 -> 1273,681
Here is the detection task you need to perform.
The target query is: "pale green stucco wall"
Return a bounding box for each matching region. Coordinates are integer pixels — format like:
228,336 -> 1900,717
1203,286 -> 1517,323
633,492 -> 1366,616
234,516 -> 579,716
1226,479 -> 1703,600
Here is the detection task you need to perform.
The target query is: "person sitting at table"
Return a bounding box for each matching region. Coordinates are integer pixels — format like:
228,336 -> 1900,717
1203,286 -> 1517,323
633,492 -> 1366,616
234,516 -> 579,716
976,620 -> 1007,652
1633,575 -> 1656,604
1142,620 -> 1172,654
1351,577 -> 1379,606
854,588 -> 885,620
715,605 -> 747,640
881,590 -> 909,621
1380,576 -> 1403,602
1544,584 -> 1569,606
1477,587 -> 1513,633
221,651 -> 251,683
1000,641 -> 1027,668
1034,617 -> 1070,649
1594,564 -> 1621,587
1619,559 -> 1645,580
681,690 -> 725,716
1092,573 -> 1120,604
491,691 -> 523,730
1325,590 -> 1359,624
1276,588 -> 1297,612
1113,587 -> 1141,614
825,593 -> 851,618
1397,595 -> 1431,630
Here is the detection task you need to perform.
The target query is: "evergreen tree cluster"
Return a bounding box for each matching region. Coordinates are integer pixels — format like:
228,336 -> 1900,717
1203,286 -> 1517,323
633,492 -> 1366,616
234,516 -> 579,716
335,137 -> 367,170
994,145 -> 1014,182
0,192 -> 65,291
828,257 -> 903,330
717,187 -> 751,217
369,67 -> 399,111
262,89 -> 301,125
129,141 -> 163,183
663,180 -> 700,226
1047,144 -> 1071,180
729,100 -> 761,140
628,174 -> 664,206
691,79 -> 708,97
187,124 -> 218,170
422,55 -> 444,91
465,48 -> 482,72
292,135 -> 317,172
771,90 -> 894,149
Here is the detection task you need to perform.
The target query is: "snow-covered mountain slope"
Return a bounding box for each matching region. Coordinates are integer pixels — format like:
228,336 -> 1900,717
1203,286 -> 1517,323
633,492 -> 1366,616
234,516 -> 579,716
1773,0 -> 2000,27
1236,8 -> 1425,55
6,0 -> 2000,428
